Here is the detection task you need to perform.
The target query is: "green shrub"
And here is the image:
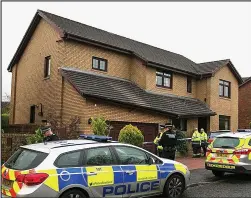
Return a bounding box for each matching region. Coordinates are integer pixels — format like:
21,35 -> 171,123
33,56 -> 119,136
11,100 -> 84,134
91,117 -> 108,136
1,114 -> 9,128
26,128 -> 44,144
118,124 -> 144,147
176,130 -> 188,155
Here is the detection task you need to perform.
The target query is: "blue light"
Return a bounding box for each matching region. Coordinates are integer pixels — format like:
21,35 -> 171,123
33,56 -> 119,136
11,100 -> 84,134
79,134 -> 112,142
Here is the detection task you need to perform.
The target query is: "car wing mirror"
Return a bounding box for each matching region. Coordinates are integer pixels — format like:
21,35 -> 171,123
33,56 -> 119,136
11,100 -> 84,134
148,157 -> 155,165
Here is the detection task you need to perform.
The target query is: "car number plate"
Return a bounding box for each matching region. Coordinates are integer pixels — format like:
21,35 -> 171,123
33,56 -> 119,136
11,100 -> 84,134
207,163 -> 235,169
2,178 -> 13,188
217,153 -> 228,157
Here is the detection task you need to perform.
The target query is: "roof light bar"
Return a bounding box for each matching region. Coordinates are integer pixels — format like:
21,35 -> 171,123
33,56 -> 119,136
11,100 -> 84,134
79,134 -> 112,142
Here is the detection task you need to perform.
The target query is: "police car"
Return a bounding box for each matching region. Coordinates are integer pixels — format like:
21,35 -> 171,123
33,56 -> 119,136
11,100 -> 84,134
205,131 -> 251,177
1,135 -> 190,198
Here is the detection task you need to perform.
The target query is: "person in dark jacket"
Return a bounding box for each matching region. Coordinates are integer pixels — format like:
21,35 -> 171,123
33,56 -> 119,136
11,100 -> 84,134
41,126 -> 59,142
159,124 -> 177,160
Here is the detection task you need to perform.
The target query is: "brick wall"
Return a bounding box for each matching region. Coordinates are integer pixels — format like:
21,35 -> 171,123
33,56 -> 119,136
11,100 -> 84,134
239,81 -> 251,128
1,133 -> 32,162
187,118 -> 198,137
10,19 -> 62,124
209,65 -> 239,131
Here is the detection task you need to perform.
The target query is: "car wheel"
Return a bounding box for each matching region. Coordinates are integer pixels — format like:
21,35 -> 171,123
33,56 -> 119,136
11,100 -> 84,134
212,170 -> 225,177
60,189 -> 87,198
164,174 -> 185,198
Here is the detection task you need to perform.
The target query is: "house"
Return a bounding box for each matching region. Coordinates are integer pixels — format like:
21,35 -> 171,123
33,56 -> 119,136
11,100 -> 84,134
239,77 -> 251,129
7,10 -> 243,144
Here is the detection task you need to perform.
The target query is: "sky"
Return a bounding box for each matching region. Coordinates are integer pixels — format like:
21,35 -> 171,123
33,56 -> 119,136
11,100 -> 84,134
2,2 -> 251,101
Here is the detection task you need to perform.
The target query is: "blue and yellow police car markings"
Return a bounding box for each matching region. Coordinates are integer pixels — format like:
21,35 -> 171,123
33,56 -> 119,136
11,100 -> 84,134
37,169 -> 59,192
158,163 -> 175,179
174,163 -> 187,175
135,165 -> 158,182
112,166 -> 124,184
57,167 -> 88,191
120,165 -> 137,183
85,166 -> 114,187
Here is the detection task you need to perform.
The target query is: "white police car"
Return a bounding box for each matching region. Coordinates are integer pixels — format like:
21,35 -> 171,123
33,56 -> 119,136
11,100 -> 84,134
2,135 -> 190,198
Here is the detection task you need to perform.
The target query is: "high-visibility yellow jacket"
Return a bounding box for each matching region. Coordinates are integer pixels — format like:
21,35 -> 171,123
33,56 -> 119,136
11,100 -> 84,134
192,130 -> 202,142
154,132 -> 163,150
201,131 -> 208,141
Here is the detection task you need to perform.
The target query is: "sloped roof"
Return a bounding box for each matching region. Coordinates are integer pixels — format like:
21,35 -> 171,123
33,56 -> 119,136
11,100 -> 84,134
240,77 -> 251,87
7,10 -> 243,84
60,67 -> 216,118
194,59 -> 243,83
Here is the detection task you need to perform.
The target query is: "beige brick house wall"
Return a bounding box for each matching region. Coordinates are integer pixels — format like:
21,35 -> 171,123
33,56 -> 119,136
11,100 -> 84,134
209,65 -> 239,131
63,41 -> 131,80
196,78 -> 211,105
187,118 -> 198,137
130,58 -> 147,89
10,19 -> 62,124
61,79 -> 170,133
145,67 -> 197,98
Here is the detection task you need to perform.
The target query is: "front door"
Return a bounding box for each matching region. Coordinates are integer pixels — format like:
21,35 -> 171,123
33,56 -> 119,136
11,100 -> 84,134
198,117 -> 208,133
113,146 -> 161,198
83,146 -> 123,198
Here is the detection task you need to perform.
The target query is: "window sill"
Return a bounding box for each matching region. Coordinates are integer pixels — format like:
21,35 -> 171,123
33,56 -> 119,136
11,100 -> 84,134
219,96 -> 231,101
44,77 -> 50,80
92,68 -> 107,72
156,85 -> 172,90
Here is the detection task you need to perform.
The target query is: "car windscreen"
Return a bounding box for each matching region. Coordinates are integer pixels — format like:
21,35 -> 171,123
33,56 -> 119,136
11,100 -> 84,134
4,148 -> 48,170
213,137 -> 241,148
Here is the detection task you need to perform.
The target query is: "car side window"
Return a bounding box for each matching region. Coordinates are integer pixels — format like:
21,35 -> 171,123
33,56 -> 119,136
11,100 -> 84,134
85,147 -> 114,166
114,146 -> 148,165
55,151 -> 82,168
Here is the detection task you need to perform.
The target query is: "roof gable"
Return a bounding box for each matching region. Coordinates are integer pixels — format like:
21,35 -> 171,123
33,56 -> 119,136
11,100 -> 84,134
8,9 -> 198,74
195,59 -> 243,84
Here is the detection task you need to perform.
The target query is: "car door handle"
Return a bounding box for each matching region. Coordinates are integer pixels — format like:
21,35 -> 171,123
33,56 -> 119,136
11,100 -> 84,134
86,172 -> 97,176
125,171 -> 135,175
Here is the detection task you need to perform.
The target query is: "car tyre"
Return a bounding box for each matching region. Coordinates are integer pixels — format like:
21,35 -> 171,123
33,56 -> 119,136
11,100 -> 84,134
164,174 -> 185,198
60,189 -> 87,198
212,170 -> 225,177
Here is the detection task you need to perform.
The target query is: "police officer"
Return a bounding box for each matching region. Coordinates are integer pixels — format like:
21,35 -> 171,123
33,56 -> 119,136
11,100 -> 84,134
41,126 -> 59,142
158,124 -> 177,160
200,128 -> 208,157
154,125 -> 164,157
191,128 -> 201,158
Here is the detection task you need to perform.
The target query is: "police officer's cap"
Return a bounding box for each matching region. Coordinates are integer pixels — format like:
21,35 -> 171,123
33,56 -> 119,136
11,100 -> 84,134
160,124 -> 165,129
40,126 -> 51,134
164,123 -> 173,128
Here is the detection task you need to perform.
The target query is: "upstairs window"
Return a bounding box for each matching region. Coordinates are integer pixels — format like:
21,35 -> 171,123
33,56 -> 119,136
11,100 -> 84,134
92,57 -> 107,71
219,80 -> 231,98
187,77 -> 192,93
156,70 -> 172,88
44,56 -> 51,78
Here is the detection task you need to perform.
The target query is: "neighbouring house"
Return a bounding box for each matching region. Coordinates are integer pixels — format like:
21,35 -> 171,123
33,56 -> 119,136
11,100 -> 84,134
239,77 -> 251,129
7,10 -> 243,145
